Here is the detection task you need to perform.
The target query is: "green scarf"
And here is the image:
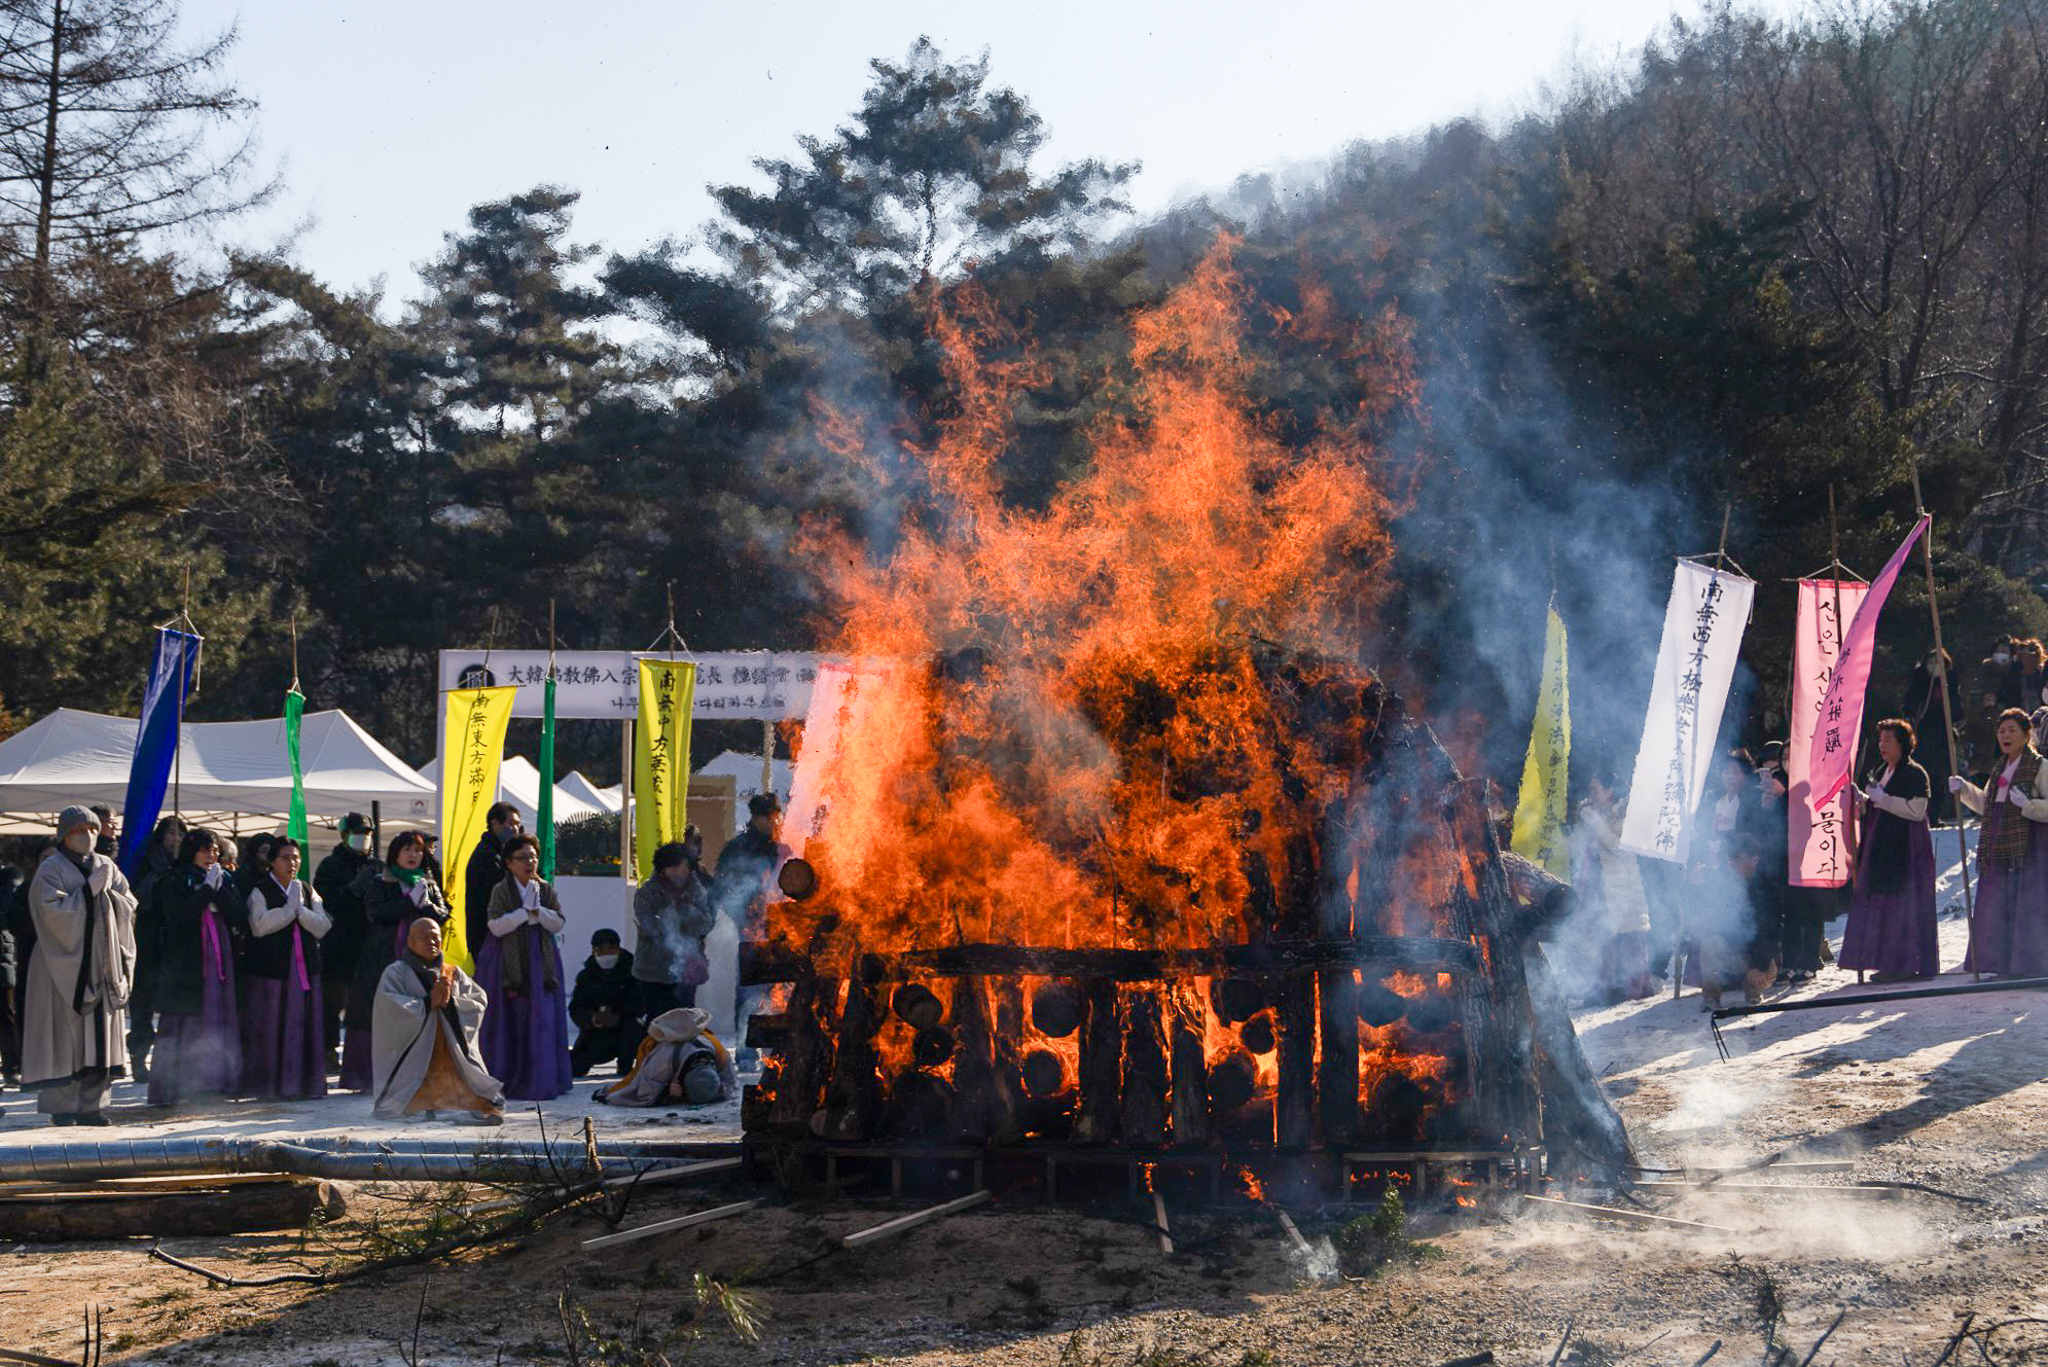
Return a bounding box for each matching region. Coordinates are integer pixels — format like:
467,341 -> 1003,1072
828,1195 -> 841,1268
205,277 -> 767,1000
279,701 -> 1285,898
392,865 -> 423,888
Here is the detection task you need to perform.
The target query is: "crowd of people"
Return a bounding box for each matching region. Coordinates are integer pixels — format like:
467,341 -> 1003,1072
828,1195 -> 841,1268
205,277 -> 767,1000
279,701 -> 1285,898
1563,692 -> 2048,1012
0,792 -> 786,1127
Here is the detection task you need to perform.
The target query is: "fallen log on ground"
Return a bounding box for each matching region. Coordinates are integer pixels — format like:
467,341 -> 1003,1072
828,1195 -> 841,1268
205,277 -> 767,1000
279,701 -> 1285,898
1521,1193 -> 1738,1234
0,1179 -> 342,1241
839,1190 -> 991,1249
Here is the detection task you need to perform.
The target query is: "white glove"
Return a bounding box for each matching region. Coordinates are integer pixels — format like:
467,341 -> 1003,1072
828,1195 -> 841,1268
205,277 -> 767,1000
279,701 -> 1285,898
86,860 -> 111,895
2009,786 -> 2030,808
203,863 -> 225,889
1844,783 -> 1864,805
1949,775 -> 1966,793
283,881 -> 303,911
407,879 -> 429,908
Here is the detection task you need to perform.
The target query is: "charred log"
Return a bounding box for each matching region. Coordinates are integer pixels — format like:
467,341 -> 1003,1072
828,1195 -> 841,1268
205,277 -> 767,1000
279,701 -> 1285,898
1119,988 -> 1168,1146
892,983 -> 945,1029
1073,977 -> 1122,1145
1029,980 -> 1084,1038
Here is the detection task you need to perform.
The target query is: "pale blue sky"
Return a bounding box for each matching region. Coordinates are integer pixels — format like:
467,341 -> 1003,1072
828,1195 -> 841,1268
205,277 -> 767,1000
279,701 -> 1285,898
182,0 -> 1714,304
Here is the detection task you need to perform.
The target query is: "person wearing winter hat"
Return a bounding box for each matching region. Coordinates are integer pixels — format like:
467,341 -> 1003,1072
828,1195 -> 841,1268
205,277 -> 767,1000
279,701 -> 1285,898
23,806 -> 138,1125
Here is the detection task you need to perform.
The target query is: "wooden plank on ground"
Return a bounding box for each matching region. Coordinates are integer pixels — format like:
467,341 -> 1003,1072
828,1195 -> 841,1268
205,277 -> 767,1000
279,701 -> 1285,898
581,1198 -> 764,1251
840,1190 -> 991,1249
1521,1194 -> 1738,1234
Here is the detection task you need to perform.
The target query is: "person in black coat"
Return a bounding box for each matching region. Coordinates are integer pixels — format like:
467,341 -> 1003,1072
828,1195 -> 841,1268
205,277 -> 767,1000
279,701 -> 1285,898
312,813 -> 379,1069
124,814 -> 185,1081
148,828 -> 247,1105
464,803 -> 522,955
569,929 -> 643,1076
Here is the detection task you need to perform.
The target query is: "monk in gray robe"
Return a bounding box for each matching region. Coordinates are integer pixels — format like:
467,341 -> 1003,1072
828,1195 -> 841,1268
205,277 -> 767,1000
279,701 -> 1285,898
25,805 -> 138,1125
372,916 -> 504,1123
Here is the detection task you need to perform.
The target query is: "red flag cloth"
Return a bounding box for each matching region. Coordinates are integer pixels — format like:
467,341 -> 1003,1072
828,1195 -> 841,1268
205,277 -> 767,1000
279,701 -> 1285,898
1807,515 -> 1930,810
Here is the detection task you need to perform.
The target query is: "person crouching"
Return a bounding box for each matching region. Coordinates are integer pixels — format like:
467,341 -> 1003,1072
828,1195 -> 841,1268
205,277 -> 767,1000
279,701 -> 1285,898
569,928 -> 642,1076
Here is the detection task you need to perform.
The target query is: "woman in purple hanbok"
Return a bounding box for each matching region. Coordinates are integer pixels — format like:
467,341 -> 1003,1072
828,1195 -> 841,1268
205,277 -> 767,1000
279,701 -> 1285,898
240,839 -> 331,1099
341,832 -> 451,1091
147,829 -> 246,1104
1952,708 -> 2048,977
1840,718 -> 1940,981
475,835 -> 571,1100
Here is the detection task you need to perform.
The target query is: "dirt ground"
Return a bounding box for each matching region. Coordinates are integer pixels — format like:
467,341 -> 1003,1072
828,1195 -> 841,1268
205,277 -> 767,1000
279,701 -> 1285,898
4,916 -> 2045,1367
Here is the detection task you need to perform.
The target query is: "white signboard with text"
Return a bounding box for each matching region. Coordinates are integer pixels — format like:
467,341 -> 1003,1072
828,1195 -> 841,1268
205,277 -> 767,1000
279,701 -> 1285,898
435,650 -> 829,721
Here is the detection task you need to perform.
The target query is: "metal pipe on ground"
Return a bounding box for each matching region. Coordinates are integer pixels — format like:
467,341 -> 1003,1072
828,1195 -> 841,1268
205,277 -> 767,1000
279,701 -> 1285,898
0,1138 -> 743,1184
1711,977 -> 2048,1021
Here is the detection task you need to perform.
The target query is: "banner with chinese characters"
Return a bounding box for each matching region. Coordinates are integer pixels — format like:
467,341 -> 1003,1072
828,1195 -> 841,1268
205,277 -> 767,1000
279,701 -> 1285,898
1788,578 -> 1870,887
1510,604 -> 1572,878
1621,559 -> 1757,862
436,650 -> 825,720
633,659 -> 697,878
439,685 -> 517,971
1807,516 -> 1929,810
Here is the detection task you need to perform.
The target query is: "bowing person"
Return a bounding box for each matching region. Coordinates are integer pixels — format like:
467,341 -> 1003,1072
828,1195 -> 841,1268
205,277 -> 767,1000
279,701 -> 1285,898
372,915 -> 503,1123
1952,708 -> 2048,977
341,832 -> 451,1092
1839,719 -> 1939,982
148,828 -> 245,1105
241,838 -> 331,1099
476,834 -> 572,1100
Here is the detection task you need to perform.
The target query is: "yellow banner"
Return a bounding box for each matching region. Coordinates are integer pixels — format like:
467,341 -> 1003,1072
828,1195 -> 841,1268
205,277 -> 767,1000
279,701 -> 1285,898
634,659 -> 697,879
439,685 -> 517,971
1511,604 -> 1572,878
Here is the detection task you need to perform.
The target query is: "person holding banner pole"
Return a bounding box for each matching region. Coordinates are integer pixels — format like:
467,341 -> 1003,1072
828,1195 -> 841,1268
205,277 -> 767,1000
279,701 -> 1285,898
1951,710 -> 2048,978
1839,719 -> 1939,981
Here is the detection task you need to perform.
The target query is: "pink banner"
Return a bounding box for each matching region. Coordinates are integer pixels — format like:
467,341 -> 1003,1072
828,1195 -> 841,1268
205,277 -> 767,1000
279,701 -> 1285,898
1788,578 -> 1869,886
1807,516 -> 1930,810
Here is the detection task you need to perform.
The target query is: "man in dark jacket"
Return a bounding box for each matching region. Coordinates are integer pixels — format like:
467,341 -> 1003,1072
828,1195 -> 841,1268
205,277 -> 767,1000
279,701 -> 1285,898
712,794 -> 786,937
464,803 -> 521,954
313,813 -> 379,1070
569,929 -> 642,1076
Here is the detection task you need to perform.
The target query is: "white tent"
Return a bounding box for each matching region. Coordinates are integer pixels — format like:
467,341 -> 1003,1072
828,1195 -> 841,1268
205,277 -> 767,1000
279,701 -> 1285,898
417,755 -> 605,826
695,750 -> 792,827
558,770 -> 620,814
0,708 -> 437,831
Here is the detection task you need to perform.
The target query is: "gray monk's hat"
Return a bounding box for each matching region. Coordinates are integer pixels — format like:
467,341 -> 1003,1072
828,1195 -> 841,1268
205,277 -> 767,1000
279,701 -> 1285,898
56,805 -> 99,836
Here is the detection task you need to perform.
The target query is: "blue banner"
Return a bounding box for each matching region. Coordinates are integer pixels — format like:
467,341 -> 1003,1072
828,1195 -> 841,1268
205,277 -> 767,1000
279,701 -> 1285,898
117,628 -> 201,877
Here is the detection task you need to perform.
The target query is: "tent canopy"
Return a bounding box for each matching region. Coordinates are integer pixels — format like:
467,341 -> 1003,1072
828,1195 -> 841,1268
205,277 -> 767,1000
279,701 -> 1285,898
0,708 -> 436,828
558,770 -> 620,814
417,755 -> 605,826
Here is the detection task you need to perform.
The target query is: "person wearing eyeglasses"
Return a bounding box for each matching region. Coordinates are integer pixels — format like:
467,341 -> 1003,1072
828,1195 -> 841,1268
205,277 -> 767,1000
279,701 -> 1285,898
475,834 -> 571,1099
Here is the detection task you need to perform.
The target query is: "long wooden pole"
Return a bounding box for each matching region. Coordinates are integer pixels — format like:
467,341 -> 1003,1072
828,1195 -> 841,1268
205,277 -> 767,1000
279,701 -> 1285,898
1906,454 -> 1975,976
1829,488 -> 1866,984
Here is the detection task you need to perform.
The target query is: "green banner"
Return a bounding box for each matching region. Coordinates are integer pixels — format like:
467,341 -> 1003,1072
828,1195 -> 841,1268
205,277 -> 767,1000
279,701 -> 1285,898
538,672 -> 558,880
285,686 -> 308,846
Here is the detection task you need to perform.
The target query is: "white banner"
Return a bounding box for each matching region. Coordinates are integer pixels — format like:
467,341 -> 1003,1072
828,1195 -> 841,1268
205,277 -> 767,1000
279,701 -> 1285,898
783,660 -> 896,859
436,650 -> 828,721
1620,559 -> 1757,862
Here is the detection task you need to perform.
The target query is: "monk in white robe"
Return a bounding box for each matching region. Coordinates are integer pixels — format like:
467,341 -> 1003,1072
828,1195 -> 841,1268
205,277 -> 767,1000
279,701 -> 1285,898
25,805 -> 137,1125
372,916 -> 504,1123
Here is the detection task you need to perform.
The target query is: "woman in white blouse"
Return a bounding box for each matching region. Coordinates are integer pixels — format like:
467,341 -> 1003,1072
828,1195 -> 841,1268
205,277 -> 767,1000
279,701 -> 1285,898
474,834 -> 572,1099
239,838 -> 332,1098
1950,708 -> 2048,977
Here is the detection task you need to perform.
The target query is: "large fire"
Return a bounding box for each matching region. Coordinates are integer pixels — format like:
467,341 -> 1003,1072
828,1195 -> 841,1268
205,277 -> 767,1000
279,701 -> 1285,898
750,239 -> 1515,1153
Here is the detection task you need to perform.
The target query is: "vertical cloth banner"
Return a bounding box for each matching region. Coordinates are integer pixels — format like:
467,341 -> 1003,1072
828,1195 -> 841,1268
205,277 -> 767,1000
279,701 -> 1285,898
1807,516 -> 1930,810
633,660 -> 697,879
115,628 -> 202,877
1510,604 -> 1572,878
537,671 -> 558,881
1789,579 -> 1871,886
1621,560 -> 1758,861
440,685 -> 517,972
284,686 -> 309,847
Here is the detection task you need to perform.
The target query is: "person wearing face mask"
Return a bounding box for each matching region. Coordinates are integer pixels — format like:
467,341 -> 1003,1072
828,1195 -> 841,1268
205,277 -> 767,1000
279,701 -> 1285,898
23,807 -> 137,1125
240,838 -> 332,1099
88,807 -> 118,859
1998,639 -> 2047,713
1840,719 -> 1940,982
1951,708 -> 2048,977
464,803 -> 522,958
476,834 -> 571,1100
569,928 -> 642,1076
312,813 -> 378,1073
148,828 -> 247,1105
372,914 -> 503,1124
341,831 -> 450,1092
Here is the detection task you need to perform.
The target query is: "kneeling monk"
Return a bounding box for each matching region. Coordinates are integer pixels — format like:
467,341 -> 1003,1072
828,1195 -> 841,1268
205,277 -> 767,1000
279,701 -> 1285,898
372,917 -> 504,1123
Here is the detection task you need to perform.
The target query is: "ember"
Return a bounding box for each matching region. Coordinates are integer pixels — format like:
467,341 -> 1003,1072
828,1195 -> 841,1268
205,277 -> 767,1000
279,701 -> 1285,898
742,241 -> 1627,1189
